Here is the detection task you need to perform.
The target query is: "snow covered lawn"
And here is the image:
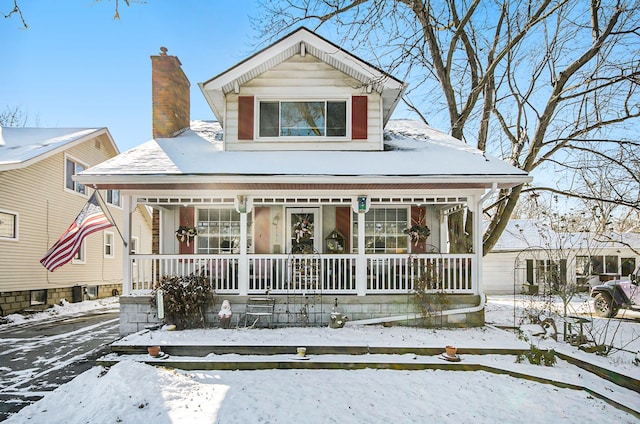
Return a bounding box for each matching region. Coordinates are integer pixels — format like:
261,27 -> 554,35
2,294 -> 639,423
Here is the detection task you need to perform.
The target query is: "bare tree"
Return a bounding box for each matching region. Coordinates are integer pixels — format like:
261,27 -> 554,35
2,0 -> 140,28
0,106 -> 29,127
254,1 -> 640,255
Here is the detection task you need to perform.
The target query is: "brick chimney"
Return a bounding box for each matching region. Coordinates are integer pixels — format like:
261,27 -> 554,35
151,47 -> 190,138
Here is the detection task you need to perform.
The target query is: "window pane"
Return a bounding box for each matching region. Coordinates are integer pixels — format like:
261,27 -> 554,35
75,163 -> 85,194
259,102 -> 279,137
66,159 -> 75,190
280,102 -> 324,136
621,258 -> 636,276
605,256 -> 618,273
0,212 -> 16,238
326,101 -> 346,136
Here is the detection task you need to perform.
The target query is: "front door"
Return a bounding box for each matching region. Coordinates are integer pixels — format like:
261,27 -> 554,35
286,208 -> 320,254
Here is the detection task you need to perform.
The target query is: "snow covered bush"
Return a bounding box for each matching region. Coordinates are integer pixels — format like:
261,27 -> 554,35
151,274 -> 216,329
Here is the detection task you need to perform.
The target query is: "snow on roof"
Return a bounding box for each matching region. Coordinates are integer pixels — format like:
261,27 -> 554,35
79,119 -> 530,184
489,219 -> 640,252
0,127 -> 111,170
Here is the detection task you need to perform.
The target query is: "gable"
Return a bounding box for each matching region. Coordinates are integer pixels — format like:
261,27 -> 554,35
199,27 -> 407,150
224,54 -> 378,150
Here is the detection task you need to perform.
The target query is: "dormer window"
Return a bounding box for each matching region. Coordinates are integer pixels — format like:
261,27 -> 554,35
238,95 -> 368,142
259,100 -> 347,138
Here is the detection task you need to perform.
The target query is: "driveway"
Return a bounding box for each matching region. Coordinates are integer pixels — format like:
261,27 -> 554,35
0,309 -> 120,421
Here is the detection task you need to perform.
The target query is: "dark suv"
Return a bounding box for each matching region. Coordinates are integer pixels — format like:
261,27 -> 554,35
590,265 -> 640,318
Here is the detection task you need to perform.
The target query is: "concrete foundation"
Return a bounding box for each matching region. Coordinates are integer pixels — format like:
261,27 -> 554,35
0,283 -> 122,316
118,293 -> 485,335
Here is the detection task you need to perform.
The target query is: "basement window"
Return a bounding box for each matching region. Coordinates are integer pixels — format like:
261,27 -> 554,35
30,289 -> 47,306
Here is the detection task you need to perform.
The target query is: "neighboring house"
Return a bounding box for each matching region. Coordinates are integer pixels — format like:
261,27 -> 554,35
483,219 -> 640,295
0,127 -> 153,315
76,28 -> 531,334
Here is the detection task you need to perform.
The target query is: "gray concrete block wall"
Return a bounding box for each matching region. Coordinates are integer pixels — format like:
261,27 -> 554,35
118,293 -> 485,335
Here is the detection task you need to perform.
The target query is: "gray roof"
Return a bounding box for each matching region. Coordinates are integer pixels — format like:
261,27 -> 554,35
0,127 -> 116,171
76,120 -> 531,188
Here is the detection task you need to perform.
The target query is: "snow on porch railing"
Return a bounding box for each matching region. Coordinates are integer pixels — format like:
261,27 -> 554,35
128,253 -> 472,295
129,254 -> 239,293
366,254 -> 473,294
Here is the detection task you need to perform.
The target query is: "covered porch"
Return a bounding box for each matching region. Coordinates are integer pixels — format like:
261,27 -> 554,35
123,193 -> 481,298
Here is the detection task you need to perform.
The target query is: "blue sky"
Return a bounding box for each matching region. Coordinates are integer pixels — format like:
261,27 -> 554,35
1,0 -> 270,152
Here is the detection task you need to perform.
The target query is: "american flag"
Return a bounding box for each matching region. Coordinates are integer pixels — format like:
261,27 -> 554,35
40,192 -> 114,272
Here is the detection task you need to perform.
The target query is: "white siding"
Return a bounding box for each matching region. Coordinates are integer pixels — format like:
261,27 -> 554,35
225,54 -> 382,150
0,134 -> 152,292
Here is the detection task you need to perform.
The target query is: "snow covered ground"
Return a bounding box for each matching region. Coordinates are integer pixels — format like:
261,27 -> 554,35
2,295 -> 639,423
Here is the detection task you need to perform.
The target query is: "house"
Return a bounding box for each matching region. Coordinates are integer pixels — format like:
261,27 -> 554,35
75,28 -> 531,334
482,219 -> 640,295
0,127 -> 153,315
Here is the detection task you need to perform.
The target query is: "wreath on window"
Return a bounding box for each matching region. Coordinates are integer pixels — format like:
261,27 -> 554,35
404,225 -> 430,245
175,226 -> 198,246
293,216 -> 313,243
404,208 -> 430,246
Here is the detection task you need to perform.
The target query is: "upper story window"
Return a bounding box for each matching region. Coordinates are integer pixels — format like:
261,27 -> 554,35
238,95 -> 367,142
106,189 -> 120,207
258,100 -> 347,138
65,156 -> 86,195
0,210 -> 17,240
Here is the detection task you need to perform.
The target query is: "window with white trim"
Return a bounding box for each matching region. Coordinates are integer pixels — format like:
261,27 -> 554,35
104,232 -> 114,258
196,208 -> 253,254
0,210 -> 17,240
259,100 -> 347,138
353,208 -> 409,254
106,189 -> 120,207
65,156 -> 86,195
73,242 -> 86,264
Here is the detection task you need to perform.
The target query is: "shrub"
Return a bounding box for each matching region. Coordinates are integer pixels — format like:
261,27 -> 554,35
151,274 -> 216,329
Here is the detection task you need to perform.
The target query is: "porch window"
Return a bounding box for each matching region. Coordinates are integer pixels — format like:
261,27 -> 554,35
196,208 -> 252,254
65,156 -> 86,195
259,100 -> 347,138
353,208 -> 409,254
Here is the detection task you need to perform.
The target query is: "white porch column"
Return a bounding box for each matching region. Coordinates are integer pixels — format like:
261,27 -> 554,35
238,211 -> 249,296
121,194 -> 132,295
356,211 -> 366,296
472,194 -> 483,295
352,196 -> 369,296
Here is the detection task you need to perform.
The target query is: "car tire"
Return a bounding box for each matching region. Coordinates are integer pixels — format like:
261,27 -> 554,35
593,293 -> 618,318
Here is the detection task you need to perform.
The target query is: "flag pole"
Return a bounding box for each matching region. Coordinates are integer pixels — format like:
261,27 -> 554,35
94,187 -> 128,248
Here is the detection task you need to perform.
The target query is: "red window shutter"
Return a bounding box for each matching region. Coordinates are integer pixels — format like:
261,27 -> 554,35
178,207 -> 195,255
335,207 -> 351,252
351,96 -> 368,140
238,96 -> 254,140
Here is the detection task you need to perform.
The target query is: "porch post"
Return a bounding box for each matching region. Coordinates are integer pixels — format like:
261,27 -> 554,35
472,195 -> 482,295
238,211 -> 249,295
352,197 -> 369,296
356,211 -> 366,296
121,194 -> 132,295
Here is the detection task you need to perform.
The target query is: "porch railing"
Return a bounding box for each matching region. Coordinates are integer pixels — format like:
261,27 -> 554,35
128,253 -> 473,295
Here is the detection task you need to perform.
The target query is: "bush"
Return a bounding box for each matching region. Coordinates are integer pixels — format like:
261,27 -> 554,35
151,274 -> 216,329
516,344 -> 556,366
